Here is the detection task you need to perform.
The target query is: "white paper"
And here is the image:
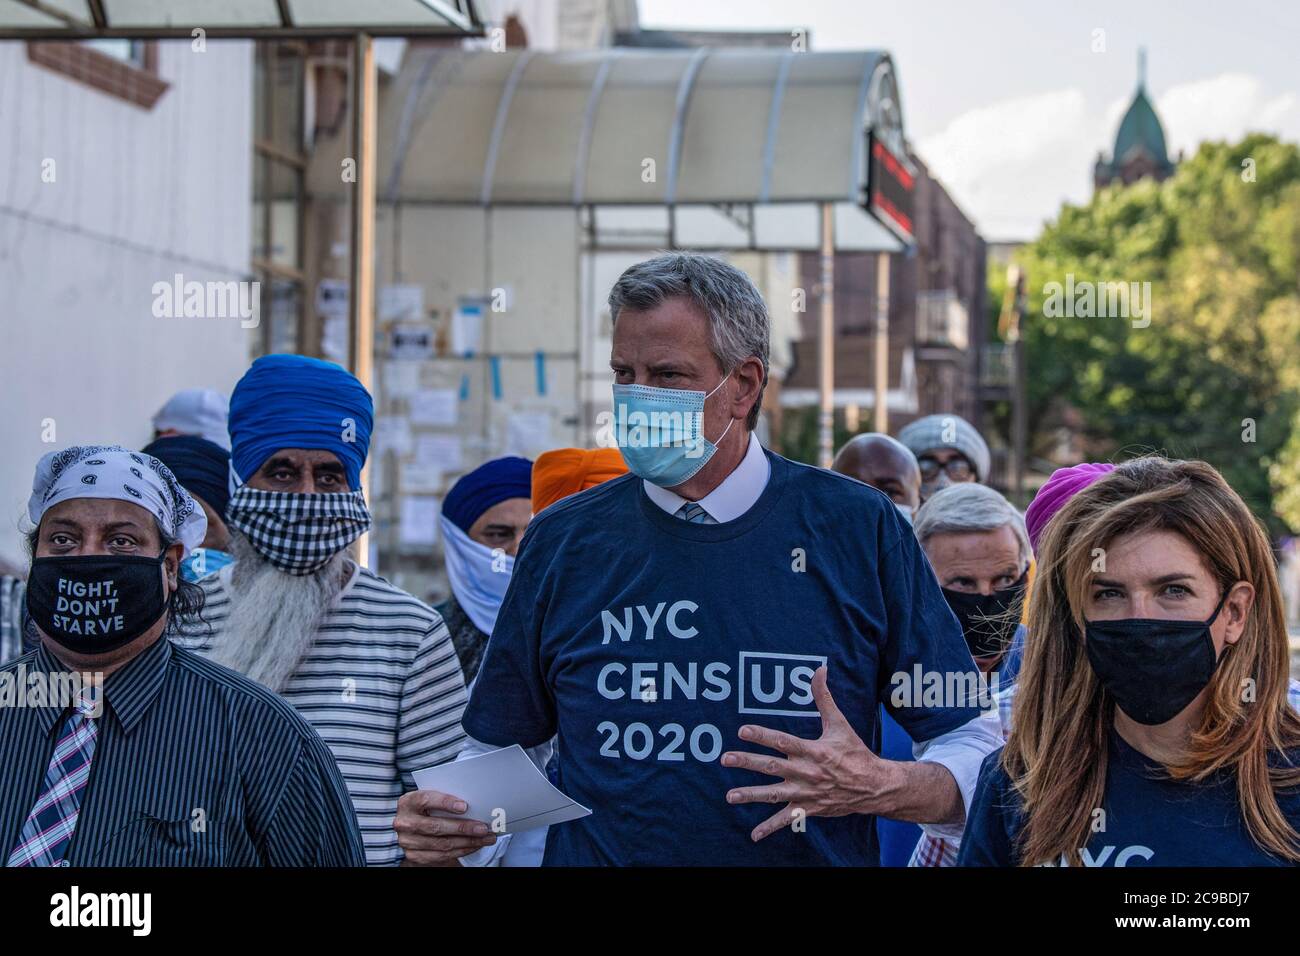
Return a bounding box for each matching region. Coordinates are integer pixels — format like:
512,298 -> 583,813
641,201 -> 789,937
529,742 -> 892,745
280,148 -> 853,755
411,745 -> 591,835
373,417 -> 413,456
398,496 -> 439,546
401,462 -> 443,494
507,411 -> 552,457
321,316 -> 349,363
379,284 -> 424,322
451,301 -> 484,356
410,388 -> 458,426
316,278 -> 349,317
415,434 -> 463,472
383,360 -> 421,399
389,323 -> 434,360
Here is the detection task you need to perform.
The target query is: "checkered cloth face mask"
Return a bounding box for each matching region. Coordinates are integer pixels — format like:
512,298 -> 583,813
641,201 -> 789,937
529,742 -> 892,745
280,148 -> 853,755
226,487 -> 372,575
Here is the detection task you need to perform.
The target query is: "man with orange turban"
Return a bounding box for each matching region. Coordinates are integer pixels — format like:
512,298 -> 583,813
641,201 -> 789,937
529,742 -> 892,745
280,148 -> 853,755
530,448 -> 628,515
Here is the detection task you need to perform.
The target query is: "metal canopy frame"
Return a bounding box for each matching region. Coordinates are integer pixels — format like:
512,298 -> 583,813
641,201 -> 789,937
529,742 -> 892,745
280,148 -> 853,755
354,47 -> 909,214
0,0 -> 483,37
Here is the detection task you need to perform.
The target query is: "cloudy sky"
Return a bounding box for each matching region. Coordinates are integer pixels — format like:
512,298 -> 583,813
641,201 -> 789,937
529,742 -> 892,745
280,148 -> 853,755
639,0 -> 1300,240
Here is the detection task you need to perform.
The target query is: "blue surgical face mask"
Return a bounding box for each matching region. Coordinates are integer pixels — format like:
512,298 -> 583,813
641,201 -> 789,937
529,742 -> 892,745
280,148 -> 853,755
180,547 -> 234,582
895,503 -> 914,525
612,372 -> 736,488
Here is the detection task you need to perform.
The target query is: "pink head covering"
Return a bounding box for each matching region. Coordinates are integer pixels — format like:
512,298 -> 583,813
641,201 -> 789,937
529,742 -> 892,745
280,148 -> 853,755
1024,462 -> 1116,555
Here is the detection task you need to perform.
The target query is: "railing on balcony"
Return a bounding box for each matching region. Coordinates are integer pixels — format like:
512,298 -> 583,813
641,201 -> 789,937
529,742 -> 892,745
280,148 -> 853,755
915,289 -> 970,350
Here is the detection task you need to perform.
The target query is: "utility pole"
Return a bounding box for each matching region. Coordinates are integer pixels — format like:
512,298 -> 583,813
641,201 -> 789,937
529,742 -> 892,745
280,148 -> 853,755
998,265 -> 1027,498
818,202 -> 835,468
349,32 -> 376,567
874,252 -> 891,433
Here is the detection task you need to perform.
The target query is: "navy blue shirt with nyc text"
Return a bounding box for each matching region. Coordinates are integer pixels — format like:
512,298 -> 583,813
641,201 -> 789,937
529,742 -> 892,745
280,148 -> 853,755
463,450 -> 981,865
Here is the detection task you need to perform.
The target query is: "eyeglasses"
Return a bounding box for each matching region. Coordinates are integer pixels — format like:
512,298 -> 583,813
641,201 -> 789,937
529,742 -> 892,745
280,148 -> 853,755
918,456 -> 973,482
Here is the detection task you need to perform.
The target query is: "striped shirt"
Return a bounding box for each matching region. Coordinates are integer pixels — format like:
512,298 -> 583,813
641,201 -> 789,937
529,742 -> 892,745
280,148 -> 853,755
0,576 -> 29,665
0,636 -> 365,866
174,562 -> 468,865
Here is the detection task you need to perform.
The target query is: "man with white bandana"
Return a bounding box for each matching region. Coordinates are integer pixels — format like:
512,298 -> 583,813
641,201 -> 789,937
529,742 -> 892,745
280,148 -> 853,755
435,456 -> 532,683
0,445 -> 363,866
173,354 -> 469,866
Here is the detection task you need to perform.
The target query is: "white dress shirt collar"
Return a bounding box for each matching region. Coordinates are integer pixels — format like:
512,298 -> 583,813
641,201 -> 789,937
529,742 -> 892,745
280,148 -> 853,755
642,431 -> 770,523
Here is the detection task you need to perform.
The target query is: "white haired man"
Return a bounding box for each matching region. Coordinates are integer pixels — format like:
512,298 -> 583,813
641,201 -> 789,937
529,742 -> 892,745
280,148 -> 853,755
882,482 -> 1030,866
395,252 -> 1000,866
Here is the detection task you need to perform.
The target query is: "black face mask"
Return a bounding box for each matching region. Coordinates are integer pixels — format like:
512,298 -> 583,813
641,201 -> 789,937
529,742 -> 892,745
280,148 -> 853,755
942,572 -> 1028,661
1084,593 -> 1228,726
26,553 -> 169,655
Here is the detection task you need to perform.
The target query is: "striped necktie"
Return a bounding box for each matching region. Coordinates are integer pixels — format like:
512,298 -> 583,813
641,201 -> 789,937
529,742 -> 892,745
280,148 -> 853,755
675,501 -> 716,524
7,692 -> 100,867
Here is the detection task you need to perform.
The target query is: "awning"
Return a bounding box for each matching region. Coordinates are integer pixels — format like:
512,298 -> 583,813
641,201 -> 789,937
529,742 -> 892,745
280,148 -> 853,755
305,46 -> 912,251
0,0 -> 483,37
369,46 -> 905,205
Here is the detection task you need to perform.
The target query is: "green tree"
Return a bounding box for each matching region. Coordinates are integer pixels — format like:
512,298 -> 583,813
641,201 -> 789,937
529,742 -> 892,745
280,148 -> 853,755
1010,134 -> 1300,532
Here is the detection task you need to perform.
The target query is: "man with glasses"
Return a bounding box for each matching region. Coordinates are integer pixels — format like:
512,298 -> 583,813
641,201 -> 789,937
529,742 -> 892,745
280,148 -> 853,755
897,414 -> 991,503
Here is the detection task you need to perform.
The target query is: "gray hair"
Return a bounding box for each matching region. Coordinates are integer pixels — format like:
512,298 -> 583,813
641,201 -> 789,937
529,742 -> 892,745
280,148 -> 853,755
608,252 -> 770,430
913,483 -> 1031,569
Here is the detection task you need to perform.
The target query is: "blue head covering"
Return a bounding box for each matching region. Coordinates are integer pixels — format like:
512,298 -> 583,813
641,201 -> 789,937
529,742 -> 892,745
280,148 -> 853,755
442,456 -> 533,533
143,435 -> 232,519
228,354 -> 373,491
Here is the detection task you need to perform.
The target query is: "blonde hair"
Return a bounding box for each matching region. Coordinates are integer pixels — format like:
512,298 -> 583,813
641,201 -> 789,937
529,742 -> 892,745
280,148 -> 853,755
1006,456 -> 1300,865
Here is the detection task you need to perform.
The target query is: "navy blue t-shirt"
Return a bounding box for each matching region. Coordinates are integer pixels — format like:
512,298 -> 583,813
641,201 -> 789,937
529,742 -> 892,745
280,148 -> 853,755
877,626 -> 1022,866
959,736 -> 1300,866
462,450 -> 982,866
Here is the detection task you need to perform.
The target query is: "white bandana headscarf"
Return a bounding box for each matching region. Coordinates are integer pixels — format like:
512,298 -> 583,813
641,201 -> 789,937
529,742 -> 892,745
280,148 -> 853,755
28,445 -> 207,557
439,514 -> 514,635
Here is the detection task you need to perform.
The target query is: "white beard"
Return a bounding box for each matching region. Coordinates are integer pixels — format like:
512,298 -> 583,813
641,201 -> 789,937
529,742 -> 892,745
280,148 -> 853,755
209,530 -> 349,693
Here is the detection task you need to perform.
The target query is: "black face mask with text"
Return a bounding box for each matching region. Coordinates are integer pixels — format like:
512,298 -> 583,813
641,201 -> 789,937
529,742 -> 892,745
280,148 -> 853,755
941,572 -> 1028,661
25,553 -> 169,655
1084,592 -> 1228,726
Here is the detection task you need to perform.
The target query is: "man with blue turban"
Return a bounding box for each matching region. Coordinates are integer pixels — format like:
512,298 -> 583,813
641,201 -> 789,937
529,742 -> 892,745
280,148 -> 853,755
173,354 -> 469,866
436,456 -> 532,683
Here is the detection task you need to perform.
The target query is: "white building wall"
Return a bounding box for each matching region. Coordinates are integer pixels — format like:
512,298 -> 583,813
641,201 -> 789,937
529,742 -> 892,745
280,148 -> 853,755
0,40 -> 254,564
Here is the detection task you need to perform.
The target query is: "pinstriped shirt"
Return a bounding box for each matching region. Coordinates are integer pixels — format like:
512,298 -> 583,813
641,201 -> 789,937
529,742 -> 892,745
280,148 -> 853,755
0,636 -> 365,866
174,562 -> 468,865
0,576 -> 30,665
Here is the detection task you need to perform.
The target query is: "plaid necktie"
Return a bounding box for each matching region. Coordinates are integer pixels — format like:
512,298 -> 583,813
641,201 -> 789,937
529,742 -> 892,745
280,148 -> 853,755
7,692 -> 100,867
675,501 -> 716,524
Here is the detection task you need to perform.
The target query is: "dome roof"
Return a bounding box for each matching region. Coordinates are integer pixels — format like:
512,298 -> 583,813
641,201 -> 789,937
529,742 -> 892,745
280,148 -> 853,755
1113,86 -> 1170,166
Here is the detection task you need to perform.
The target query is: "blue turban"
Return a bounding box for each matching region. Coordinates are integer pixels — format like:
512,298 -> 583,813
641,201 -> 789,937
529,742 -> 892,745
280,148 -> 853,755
442,456 -> 533,533
143,435 -> 232,519
228,354 -> 374,490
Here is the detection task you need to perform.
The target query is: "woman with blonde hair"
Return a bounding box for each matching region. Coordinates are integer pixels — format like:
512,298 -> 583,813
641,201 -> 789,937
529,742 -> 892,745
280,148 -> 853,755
960,456 -> 1300,866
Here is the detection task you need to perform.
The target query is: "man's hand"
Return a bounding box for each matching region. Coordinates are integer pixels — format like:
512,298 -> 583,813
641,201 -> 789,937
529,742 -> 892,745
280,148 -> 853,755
394,789 -> 497,866
722,666 -> 905,842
